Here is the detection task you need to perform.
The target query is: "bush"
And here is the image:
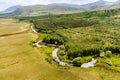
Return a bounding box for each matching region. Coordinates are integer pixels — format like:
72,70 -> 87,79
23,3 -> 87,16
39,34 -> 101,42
72,56 -> 92,66
100,51 -> 105,58
72,57 -> 82,66
104,46 -> 120,54
60,45 -> 65,50
45,57 -> 52,64
80,56 -> 93,64
105,50 -> 112,58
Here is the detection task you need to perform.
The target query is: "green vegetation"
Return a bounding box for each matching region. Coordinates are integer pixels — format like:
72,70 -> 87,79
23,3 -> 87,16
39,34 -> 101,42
0,19 -> 81,80
43,34 -> 64,45
16,8 -> 120,80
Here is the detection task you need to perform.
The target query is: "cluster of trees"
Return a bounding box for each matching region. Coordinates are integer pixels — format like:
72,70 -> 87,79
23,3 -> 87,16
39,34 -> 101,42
104,46 -> 120,54
32,18 -> 99,33
64,42 -> 100,59
64,42 -> 120,60
42,34 -> 64,45
17,8 -> 120,34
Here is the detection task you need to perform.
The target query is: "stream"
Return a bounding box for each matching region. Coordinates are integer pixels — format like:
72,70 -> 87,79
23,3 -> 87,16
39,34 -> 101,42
31,24 -> 97,67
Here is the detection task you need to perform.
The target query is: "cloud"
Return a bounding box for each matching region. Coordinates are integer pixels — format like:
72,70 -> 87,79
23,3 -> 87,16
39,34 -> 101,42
105,0 -> 118,1
0,0 -> 98,5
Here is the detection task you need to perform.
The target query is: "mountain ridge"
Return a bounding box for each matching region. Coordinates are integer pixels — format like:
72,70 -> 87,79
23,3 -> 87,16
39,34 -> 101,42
4,5 -> 23,13
0,0 -> 120,17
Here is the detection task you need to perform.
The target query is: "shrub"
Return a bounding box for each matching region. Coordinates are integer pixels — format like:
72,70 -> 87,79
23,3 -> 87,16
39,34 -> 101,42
72,56 -> 92,66
72,57 -> 82,66
80,56 -> 93,64
45,57 -> 52,64
60,45 -> 65,50
105,50 -> 112,58
104,46 -> 120,54
100,51 -> 105,58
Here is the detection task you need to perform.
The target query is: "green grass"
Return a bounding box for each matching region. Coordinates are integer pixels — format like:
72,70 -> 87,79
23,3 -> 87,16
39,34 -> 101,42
0,18 -> 105,80
16,8 -> 120,80
57,25 -> 120,48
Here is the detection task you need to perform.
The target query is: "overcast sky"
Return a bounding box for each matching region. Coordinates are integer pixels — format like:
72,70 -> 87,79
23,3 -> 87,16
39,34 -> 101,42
0,0 -> 118,11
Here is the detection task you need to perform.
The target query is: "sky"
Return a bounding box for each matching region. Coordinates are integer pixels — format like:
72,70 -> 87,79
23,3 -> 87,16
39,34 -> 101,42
0,0 -> 118,11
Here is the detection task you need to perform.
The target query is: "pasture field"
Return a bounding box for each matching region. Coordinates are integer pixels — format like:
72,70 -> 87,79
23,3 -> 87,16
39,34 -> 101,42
0,19 -> 30,36
0,19 -> 102,80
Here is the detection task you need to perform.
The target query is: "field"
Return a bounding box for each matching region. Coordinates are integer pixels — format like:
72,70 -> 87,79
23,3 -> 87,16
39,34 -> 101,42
0,19 -> 30,36
0,19 -> 103,80
0,8 -> 120,80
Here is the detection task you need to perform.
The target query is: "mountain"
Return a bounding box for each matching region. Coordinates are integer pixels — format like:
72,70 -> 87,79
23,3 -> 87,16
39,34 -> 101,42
0,0 -> 120,17
7,4 -> 81,16
79,0 -> 120,10
48,3 -> 79,8
4,5 -> 23,13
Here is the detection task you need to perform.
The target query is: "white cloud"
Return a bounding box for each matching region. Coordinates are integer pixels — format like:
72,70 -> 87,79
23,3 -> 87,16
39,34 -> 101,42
105,0 -> 118,1
0,0 -> 97,5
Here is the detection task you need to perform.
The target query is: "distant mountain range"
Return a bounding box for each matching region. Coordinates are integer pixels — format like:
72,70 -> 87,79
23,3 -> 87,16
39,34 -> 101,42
3,5 -> 23,13
79,0 -> 120,11
0,0 -> 120,17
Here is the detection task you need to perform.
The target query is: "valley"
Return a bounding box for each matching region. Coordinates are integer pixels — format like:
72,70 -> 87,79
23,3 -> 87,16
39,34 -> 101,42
0,19 -> 102,80
0,1 -> 120,79
15,8 -> 120,80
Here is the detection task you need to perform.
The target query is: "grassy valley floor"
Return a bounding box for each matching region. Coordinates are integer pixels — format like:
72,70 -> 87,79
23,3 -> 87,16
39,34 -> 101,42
0,19 -> 92,80
0,18 -> 120,80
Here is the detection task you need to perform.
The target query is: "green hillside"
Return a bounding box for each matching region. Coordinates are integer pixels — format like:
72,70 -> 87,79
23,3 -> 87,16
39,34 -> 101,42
1,0 -> 120,17
0,5 -> 81,17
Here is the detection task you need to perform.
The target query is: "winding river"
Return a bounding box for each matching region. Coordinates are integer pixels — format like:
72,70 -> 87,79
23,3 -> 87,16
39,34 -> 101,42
31,24 -> 97,67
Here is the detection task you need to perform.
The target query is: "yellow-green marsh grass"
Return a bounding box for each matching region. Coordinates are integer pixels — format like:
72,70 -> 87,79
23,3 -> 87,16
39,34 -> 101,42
0,19 -> 80,80
0,19 -> 30,36
0,18 -> 119,80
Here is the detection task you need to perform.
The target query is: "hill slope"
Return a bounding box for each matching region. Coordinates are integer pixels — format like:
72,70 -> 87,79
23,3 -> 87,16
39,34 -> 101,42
11,5 -> 80,16
0,19 -> 103,80
3,5 -> 23,13
79,0 -> 120,10
0,0 -> 120,17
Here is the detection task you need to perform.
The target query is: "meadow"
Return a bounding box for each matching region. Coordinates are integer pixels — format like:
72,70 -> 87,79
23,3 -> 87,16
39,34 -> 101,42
0,19 -> 102,80
17,8 -> 120,80
0,8 -> 120,80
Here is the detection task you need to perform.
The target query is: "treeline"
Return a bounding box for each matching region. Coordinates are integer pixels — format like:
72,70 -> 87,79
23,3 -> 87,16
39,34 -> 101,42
42,34 -> 120,59
64,42 -> 120,60
33,18 -> 99,33
42,34 -> 64,45
18,8 -> 120,20
17,8 -> 120,33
